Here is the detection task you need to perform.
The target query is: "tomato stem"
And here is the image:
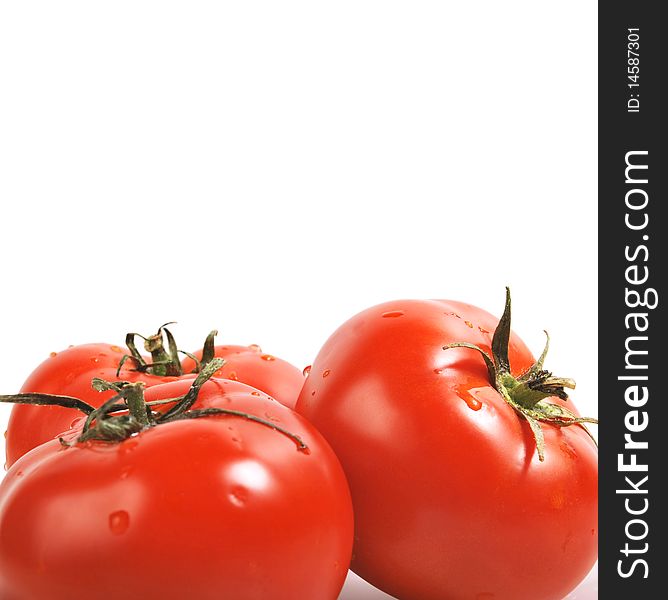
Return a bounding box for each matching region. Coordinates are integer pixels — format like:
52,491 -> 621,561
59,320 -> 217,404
443,288 -> 598,461
200,330 -> 219,369
119,326 -> 221,377
0,393 -> 95,414
122,323 -> 184,377
77,388 -> 146,443
124,383 -> 151,427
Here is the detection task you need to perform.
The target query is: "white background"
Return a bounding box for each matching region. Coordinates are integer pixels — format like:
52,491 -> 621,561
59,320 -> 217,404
0,2 -> 597,598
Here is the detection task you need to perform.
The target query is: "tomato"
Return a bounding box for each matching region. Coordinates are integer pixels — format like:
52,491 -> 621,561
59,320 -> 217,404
5,326 -> 303,468
0,375 -> 353,600
296,291 -> 598,600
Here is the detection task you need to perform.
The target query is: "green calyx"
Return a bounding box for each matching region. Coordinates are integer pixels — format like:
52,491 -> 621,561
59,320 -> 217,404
444,288 -> 598,461
118,324 -> 220,377
0,358 -> 308,452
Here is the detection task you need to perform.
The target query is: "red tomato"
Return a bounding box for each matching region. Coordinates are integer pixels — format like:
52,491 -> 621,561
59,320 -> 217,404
180,343 -> 305,410
297,292 -> 598,600
0,378 -> 353,600
5,327 -> 303,468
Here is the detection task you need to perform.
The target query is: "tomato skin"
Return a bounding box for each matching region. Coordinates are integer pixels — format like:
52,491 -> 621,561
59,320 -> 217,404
0,379 -> 353,600
296,299 -> 598,600
180,345 -> 305,409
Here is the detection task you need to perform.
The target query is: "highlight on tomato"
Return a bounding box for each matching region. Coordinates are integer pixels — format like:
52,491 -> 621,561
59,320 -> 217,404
297,289 -> 598,600
0,362 -> 353,600
4,324 -> 304,468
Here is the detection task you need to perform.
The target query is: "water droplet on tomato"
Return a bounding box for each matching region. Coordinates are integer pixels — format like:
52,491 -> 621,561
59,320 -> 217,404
455,385 -> 483,411
466,397 -> 482,410
109,510 -> 130,535
434,368 -> 444,375
322,369 -> 331,378
382,310 -> 405,318
303,365 -> 312,376
311,390 -> 316,396
478,326 -> 490,334
260,354 -> 275,361
228,486 -> 249,507
464,320 -> 474,328
49,352 -> 57,358
228,371 -> 239,381
90,357 -> 99,364
248,344 -> 262,352
250,391 -> 261,397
